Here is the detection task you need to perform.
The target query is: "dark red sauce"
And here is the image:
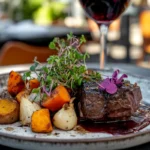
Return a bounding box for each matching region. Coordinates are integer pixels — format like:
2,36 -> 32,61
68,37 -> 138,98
79,104 -> 150,135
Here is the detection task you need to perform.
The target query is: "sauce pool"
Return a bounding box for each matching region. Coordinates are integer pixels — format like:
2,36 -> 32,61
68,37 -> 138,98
79,119 -> 150,135
79,104 -> 150,135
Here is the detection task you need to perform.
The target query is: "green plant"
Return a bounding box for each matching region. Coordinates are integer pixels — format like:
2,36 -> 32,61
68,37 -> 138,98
33,1 -> 67,25
12,0 -> 67,23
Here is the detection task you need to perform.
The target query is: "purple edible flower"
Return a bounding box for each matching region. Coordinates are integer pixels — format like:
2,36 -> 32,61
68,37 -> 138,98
112,69 -> 120,80
112,70 -> 128,86
99,78 -> 117,94
98,70 -> 128,95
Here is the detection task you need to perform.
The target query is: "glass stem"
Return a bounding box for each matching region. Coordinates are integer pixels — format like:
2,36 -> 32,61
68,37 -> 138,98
99,24 -> 108,69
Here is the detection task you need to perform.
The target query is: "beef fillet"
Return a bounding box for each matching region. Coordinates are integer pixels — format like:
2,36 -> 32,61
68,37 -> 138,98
78,81 -> 142,121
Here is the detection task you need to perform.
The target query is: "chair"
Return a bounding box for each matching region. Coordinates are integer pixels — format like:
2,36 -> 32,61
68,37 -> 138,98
139,10 -> 150,61
0,41 -> 57,66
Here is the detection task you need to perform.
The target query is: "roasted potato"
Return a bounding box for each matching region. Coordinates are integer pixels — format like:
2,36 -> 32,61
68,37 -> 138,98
0,99 -> 19,124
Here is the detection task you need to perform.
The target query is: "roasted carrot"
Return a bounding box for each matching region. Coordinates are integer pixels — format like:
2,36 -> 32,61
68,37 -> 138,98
7,71 -> 25,96
16,90 -> 29,103
31,109 -> 53,133
29,79 -> 40,90
41,85 -> 71,112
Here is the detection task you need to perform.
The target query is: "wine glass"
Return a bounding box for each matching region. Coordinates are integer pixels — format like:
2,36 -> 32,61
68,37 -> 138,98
79,0 -> 131,69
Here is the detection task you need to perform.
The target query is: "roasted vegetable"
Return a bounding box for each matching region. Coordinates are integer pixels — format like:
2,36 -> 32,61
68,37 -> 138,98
0,99 -> 19,124
41,85 -> 71,112
53,102 -> 77,130
29,79 -> 40,90
31,109 -> 53,133
16,90 -> 29,103
20,97 -> 41,125
7,71 -> 25,96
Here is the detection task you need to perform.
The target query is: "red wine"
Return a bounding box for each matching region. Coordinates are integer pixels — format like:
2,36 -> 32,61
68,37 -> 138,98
79,0 -> 130,24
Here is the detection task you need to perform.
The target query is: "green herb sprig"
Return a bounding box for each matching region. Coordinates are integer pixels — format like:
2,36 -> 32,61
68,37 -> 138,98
23,33 -> 101,100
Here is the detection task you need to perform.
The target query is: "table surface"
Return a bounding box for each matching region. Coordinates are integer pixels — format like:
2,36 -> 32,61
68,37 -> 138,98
0,63 -> 150,150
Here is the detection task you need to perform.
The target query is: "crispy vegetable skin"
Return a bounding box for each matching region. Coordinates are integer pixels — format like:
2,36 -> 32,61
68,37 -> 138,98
0,99 -> 19,124
31,109 -> 53,133
7,71 -> 25,96
16,90 -> 29,103
29,79 -> 40,90
41,85 -> 71,112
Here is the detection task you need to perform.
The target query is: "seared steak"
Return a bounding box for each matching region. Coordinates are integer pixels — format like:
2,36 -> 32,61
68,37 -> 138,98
78,82 -> 105,120
78,81 -> 142,121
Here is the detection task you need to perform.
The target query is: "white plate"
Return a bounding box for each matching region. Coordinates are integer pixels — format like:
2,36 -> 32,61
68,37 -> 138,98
0,70 -> 150,150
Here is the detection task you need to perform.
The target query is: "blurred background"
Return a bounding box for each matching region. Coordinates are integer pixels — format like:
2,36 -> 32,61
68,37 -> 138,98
0,0 -> 150,68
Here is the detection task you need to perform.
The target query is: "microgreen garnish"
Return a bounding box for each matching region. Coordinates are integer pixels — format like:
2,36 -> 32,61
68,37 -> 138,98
98,70 -> 128,94
23,33 -> 101,100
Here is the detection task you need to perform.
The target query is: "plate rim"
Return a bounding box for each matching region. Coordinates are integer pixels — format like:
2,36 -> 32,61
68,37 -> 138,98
0,126 -> 150,143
